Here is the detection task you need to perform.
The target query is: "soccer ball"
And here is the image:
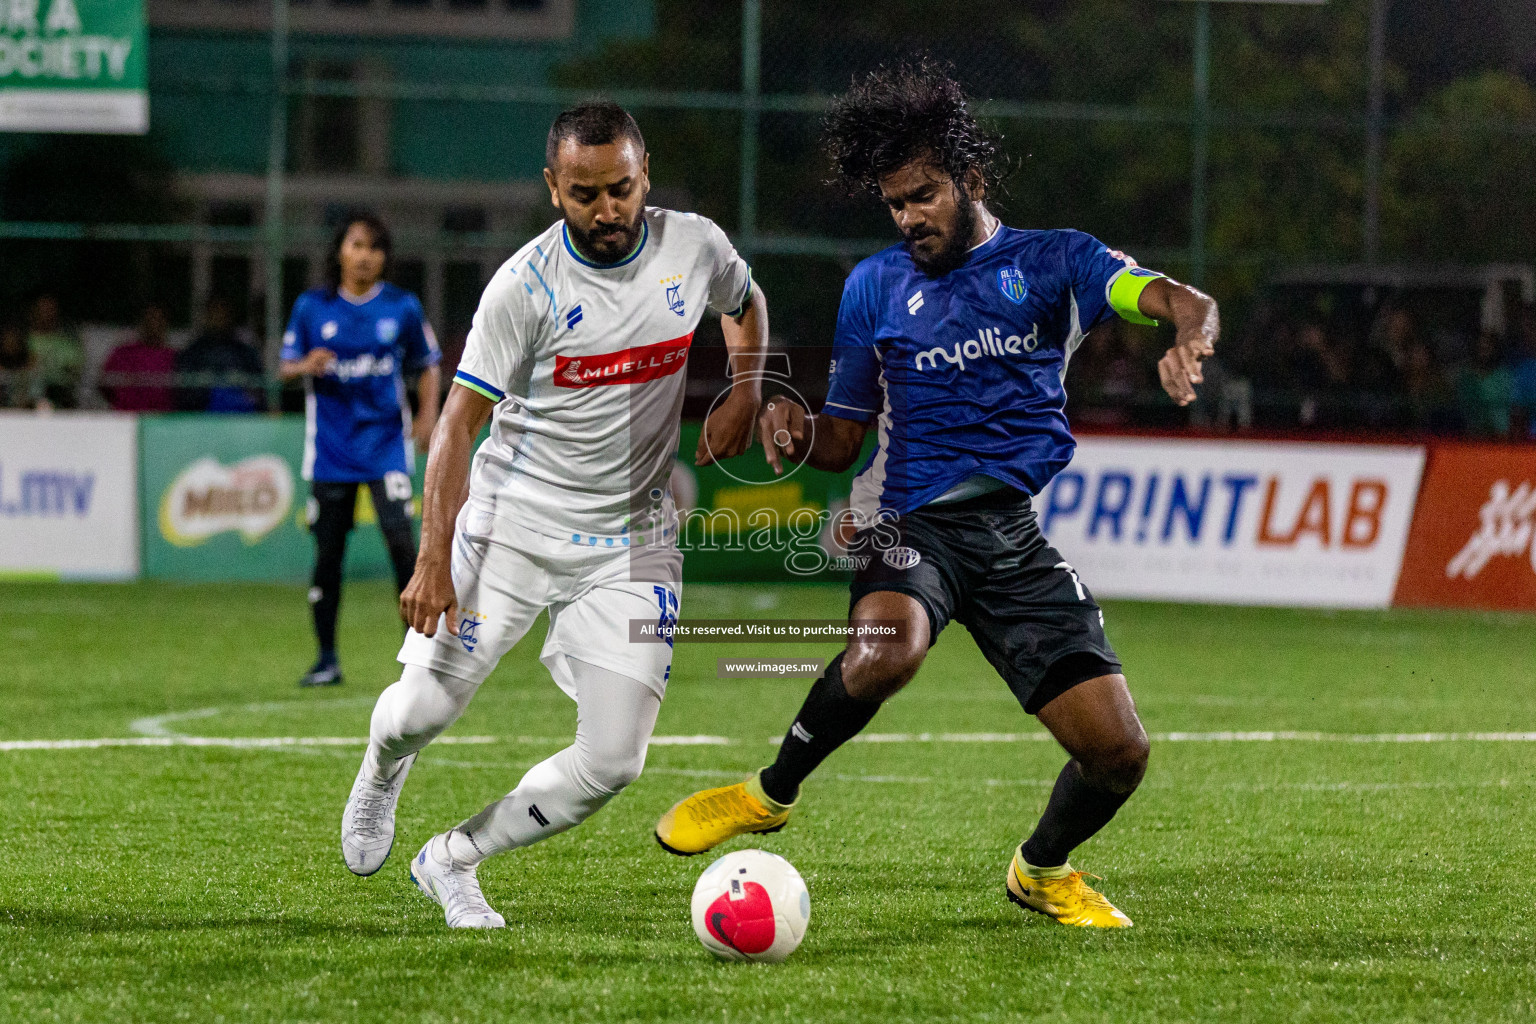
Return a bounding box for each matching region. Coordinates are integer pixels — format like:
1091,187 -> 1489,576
690,849 -> 810,963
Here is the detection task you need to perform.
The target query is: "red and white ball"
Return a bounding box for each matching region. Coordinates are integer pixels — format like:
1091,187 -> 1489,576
690,849 -> 809,963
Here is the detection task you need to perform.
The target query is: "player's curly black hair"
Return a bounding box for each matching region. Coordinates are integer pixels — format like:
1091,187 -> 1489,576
822,56 -> 1004,199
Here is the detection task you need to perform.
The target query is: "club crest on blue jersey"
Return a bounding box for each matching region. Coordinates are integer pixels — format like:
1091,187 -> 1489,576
376,318 -> 399,343
661,275 -> 686,316
999,267 -> 1029,304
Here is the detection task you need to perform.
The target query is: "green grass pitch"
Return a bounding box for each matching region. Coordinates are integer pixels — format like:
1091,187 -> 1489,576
2,580 -> 1534,1022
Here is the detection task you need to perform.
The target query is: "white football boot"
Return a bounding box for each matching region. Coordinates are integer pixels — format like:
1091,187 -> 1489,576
410,832 -> 506,929
340,749 -> 416,876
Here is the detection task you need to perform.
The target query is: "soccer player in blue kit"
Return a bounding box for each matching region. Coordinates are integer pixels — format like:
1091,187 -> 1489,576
656,60 -> 1220,927
280,212 -> 442,688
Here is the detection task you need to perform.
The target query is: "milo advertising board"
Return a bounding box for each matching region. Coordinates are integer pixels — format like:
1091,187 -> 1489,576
141,415 -> 424,583
671,420 -> 872,584
138,414 -> 867,585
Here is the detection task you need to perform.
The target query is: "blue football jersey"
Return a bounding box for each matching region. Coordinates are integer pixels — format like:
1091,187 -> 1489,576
823,226 -> 1164,521
282,282 -> 441,482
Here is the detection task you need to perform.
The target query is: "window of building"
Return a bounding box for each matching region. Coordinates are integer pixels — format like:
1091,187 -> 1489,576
389,259 -> 427,298
442,207 -> 488,235
291,62 -> 362,175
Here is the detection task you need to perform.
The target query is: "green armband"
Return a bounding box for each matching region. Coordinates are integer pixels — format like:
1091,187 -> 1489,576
1108,268 -> 1164,326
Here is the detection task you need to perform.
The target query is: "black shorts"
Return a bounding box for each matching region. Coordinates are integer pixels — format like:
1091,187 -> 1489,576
848,487 -> 1122,715
307,477 -> 414,537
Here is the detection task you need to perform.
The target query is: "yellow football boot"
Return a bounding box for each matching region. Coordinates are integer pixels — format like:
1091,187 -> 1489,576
1005,851 -> 1133,928
654,772 -> 793,856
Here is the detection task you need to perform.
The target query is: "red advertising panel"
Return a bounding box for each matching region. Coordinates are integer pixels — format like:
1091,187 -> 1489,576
1394,443 -> 1536,611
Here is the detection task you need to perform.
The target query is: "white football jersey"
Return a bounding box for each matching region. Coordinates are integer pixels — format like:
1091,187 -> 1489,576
452,207 -> 752,544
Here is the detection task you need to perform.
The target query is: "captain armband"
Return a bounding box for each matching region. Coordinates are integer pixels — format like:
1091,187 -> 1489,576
1107,267 -> 1165,327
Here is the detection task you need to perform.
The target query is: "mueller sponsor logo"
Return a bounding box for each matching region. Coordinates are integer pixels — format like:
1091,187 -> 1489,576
914,324 -> 1039,373
159,455 -> 294,547
554,332 -> 693,389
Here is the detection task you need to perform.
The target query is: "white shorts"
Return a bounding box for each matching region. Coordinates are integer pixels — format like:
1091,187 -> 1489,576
397,505 -> 682,699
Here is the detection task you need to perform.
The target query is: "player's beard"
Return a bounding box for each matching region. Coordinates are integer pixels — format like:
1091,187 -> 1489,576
905,198 -> 977,278
565,207 -> 646,265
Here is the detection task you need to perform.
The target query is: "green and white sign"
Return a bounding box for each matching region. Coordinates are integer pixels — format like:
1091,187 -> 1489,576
141,415 -> 423,584
0,0 -> 146,133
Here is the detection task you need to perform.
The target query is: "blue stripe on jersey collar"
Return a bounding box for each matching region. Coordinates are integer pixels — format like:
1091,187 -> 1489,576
562,219 -> 649,269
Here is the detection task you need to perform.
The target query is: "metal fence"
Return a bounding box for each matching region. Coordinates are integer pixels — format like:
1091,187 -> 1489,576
3,0 -> 1535,428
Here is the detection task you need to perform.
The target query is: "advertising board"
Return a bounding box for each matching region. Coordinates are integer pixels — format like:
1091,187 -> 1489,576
1036,436 -> 1426,608
140,415 -> 423,583
0,411 -> 138,579
1393,442 -> 1536,611
0,0 -> 148,133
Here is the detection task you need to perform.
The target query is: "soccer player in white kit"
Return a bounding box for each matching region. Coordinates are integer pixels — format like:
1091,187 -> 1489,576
338,102 -> 767,928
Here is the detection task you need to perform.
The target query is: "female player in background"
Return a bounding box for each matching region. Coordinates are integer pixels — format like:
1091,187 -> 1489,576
279,212 -> 442,687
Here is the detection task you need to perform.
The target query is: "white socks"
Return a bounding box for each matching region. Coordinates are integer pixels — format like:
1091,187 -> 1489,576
367,663 -> 480,771
453,659 -> 660,864
365,658 -> 661,867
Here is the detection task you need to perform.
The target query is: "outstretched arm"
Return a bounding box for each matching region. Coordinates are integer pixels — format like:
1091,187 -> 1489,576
399,383 -> 493,637
758,400 -> 869,475
1137,277 -> 1219,407
696,288 -> 769,467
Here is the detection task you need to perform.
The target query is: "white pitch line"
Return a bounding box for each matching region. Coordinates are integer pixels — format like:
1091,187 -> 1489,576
843,730 -> 1536,745
1156,731 -> 1536,743
130,696 -> 377,738
6,731 -> 1536,754
648,735 -> 734,746
0,736 -> 496,752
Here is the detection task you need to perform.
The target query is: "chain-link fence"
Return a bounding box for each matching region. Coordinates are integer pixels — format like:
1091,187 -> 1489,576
2,0 -> 1534,433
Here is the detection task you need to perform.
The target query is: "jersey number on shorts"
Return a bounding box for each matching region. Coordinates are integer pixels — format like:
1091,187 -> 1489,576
383,470 -> 413,503
653,585 -> 678,648
1055,561 -> 1087,602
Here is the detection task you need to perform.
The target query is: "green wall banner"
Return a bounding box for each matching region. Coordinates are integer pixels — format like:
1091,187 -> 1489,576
0,0 -> 147,133
669,420 -> 871,584
140,415 -> 423,583
137,414 -> 868,585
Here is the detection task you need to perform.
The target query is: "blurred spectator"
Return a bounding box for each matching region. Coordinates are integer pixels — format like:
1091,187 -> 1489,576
1401,339 -> 1458,433
1098,321 -> 1146,406
1244,319 -> 1294,394
26,293 -> 83,409
176,297 -> 266,413
1511,307 -> 1536,439
1357,306 -> 1411,396
1291,321 -> 1352,426
1366,308 -> 1414,377
1067,320 -> 1145,426
1455,331 -> 1514,438
100,306 -> 176,412
0,319 -> 35,408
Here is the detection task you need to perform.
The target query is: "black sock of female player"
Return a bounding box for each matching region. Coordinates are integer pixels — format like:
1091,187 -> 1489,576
308,489 -> 353,664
